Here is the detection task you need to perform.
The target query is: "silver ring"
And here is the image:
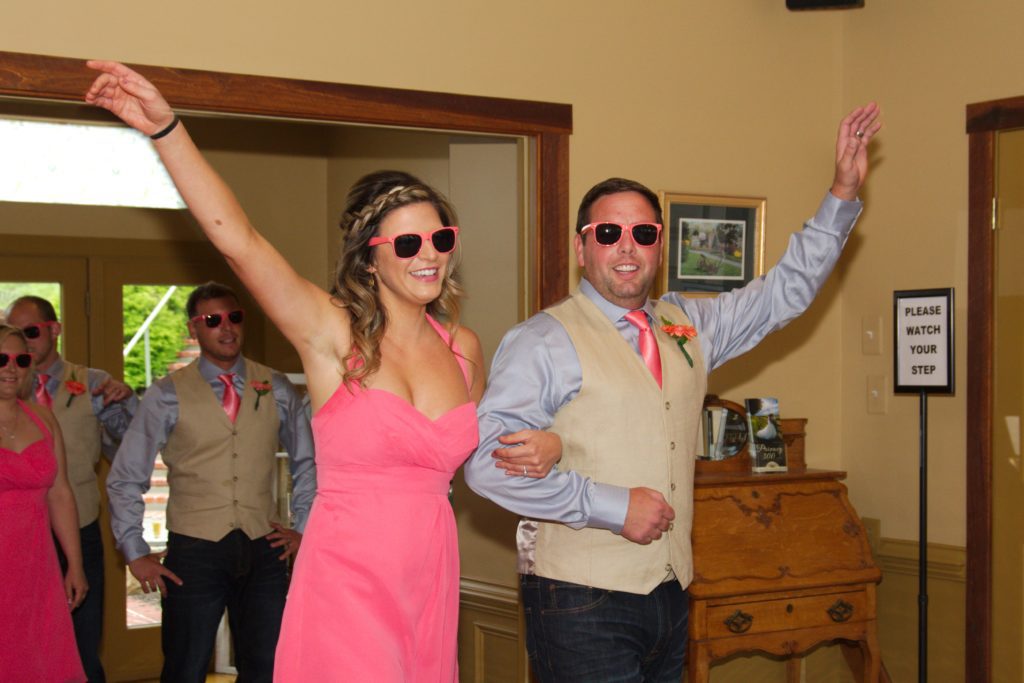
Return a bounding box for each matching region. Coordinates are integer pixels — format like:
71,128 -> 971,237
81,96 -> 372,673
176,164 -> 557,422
523,465 -> 528,476
855,129 -> 864,138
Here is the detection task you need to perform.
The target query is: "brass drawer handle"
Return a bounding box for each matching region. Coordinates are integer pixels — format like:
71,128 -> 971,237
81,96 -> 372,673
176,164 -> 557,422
828,599 -> 854,623
724,610 -> 753,633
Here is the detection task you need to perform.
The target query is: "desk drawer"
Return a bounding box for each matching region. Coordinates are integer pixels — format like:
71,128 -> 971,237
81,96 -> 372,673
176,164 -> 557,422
704,590 -> 868,638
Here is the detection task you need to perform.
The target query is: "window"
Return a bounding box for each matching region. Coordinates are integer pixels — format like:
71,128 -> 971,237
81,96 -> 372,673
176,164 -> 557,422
0,118 -> 185,209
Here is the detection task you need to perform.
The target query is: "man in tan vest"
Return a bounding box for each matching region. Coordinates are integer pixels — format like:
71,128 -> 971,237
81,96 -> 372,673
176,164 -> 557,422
466,104 -> 881,681
106,282 -> 315,683
6,295 -> 137,683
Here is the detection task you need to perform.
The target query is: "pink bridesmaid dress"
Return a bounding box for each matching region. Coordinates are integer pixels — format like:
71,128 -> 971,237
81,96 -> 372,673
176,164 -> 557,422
275,316 -> 479,682
0,400 -> 86,683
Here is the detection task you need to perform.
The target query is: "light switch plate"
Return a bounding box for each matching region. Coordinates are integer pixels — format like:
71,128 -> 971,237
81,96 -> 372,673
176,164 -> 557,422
867,375 -> 887,414
862,315 -> 882,355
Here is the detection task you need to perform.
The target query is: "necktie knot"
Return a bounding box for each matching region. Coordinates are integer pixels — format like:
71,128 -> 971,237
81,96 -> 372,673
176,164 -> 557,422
35,373 -> 53,409
624,310 -> 649,331
625,310 -> 662,388
218,373 -> 241,423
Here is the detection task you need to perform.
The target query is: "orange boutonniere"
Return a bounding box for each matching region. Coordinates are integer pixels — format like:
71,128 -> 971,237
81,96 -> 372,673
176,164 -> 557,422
659,317 -> 697,368
65,372 -> 87,407
252,380 -> 272,410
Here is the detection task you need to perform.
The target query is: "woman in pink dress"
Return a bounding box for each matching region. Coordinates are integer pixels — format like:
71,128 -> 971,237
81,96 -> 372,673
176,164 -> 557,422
86,61 -> 559,681
0,325 -> 88,683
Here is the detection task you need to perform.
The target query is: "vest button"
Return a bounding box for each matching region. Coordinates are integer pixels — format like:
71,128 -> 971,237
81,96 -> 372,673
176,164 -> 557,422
669,441 -> 676,450
228,522 -> 235,528
670,483 -> 677,491
233,476 -> 238,482
233,500 -> 239,506
665,564 -> 672,572
669,522 -> 675,531
232,453 -> 238,458
665,402 -> 671,410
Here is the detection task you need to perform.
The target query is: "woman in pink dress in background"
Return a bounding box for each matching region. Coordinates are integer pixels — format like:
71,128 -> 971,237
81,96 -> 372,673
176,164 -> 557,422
86,61 -> 560,681
0,325 -> 88,683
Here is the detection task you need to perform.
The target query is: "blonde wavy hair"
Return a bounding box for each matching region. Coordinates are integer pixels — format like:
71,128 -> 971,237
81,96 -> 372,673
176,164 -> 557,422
0,325 -> 33,400
330,171 -> 463,385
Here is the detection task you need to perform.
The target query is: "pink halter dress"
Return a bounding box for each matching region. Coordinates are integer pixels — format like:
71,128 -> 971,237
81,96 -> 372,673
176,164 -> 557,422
274,316 -> 479,682
0,400 -> 86,683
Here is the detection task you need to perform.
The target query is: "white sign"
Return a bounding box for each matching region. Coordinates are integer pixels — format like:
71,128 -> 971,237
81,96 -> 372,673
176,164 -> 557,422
894,289 -> 954,394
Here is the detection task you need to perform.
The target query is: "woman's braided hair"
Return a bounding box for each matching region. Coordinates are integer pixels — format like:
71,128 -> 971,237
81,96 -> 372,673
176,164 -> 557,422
330,170 -> 463,385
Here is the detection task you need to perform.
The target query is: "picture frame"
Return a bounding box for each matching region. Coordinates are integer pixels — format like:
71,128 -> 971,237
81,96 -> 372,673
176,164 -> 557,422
658,192 -> 766,296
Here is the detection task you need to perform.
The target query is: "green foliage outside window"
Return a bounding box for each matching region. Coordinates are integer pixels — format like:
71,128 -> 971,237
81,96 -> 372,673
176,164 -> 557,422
122,285 -> 196,390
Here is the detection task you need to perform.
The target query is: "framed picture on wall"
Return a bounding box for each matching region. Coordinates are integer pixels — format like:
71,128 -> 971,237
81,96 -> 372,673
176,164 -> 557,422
658,192 -> 766,296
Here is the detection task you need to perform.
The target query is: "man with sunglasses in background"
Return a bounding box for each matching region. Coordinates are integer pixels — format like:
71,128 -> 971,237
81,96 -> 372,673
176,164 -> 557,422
6,295 -> 138,683
106,281 -> 316,682
465,103 -> 881,681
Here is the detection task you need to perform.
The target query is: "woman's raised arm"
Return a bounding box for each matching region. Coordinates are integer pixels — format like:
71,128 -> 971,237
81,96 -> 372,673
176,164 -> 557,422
85,60 -> 345,359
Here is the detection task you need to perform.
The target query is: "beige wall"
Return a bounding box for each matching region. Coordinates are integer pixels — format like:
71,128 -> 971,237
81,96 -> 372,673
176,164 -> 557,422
6,0 -> 1024,677
839,0 -> 1023,549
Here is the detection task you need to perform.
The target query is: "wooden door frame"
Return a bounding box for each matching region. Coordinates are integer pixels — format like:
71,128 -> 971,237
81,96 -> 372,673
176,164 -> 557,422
0,50 -> 572,310
965,94 -> 1024,683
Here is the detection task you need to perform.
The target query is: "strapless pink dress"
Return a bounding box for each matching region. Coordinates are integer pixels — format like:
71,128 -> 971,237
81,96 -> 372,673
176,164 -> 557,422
0,401 -> 86,683
275,317 -> 479,682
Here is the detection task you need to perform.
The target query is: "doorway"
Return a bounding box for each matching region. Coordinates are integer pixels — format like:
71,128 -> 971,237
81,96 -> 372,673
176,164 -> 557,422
0,239 -> 243,680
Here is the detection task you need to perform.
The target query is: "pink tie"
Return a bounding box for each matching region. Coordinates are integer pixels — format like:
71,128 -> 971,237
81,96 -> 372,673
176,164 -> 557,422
35,373 -> 53,408
625,310 -> 662,388
219,373 -> 240,423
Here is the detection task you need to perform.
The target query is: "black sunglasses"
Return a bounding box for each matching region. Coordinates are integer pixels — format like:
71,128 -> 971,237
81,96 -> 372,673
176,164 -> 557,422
21,321 -> 59,339
579,222 -> 662,248
0,353 -> 32,369
190,309 -> 245,329
368,227 -> 460,260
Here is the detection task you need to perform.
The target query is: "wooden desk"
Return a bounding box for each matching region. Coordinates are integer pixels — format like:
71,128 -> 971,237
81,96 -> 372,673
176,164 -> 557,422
687,467 -> 882,682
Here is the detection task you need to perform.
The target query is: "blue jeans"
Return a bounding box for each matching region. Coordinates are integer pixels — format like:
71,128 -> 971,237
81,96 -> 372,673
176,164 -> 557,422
520,574 -> 689,683
160,530 -> 288,683
55,520 -> 106,682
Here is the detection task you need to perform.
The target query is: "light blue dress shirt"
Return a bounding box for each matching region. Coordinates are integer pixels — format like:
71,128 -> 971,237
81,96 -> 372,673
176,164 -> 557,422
107,355 -> 317,562
34,356 -> 139,458
464,191 -> 862,533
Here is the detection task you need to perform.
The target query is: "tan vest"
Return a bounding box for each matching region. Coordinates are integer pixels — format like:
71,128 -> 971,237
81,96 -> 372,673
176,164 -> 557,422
534,291 -> 707,594
50,361 -> 104,526
161,358 -> 281,542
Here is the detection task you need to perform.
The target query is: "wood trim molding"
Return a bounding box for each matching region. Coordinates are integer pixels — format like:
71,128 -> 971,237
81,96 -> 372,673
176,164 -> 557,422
0,51 -> 571,136
965,99 -> 1001,683
459,578 -> 526,682
966,95 -> 1024,134
537,132 -> 571,309
459,578 -> 520,616
876,539 -> 966,583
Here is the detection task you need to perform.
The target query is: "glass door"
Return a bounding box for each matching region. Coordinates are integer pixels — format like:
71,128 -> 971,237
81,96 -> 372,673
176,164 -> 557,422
0,256 -> 88,359
90,252 -> 246,681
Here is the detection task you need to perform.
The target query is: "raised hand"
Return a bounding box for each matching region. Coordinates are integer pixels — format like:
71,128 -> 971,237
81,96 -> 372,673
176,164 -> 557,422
831,102 -> 881,201
84,60 -> 175,137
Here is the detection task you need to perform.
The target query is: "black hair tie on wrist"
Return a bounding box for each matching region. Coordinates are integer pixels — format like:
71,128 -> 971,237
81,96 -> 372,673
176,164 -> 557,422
150,115 -> 180,140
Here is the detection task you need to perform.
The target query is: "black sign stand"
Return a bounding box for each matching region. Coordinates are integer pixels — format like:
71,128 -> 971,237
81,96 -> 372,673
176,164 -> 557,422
893,288 -> 954,683
917,389 -> 928,683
